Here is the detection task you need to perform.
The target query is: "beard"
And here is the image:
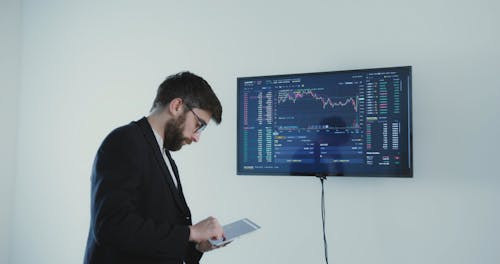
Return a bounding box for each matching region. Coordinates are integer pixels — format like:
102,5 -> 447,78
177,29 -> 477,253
163,113 -> 187,151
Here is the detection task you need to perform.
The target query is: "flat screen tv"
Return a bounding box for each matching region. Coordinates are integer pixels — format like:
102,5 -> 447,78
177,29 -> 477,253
237,66 -> 412,177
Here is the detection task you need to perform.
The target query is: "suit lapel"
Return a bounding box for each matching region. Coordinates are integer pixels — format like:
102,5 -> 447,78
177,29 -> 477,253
165,150 -> 182,191
165,152 -> 191,215
135,117 -> 190,215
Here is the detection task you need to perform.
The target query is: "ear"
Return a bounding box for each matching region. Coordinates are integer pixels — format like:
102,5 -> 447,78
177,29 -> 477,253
168,98 -> 184,117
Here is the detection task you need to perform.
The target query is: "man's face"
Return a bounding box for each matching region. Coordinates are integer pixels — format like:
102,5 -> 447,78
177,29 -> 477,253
163,112 -> 187,151
163,107 -> 211,151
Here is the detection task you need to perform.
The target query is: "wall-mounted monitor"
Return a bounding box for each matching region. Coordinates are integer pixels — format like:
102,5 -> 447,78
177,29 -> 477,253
237,66 -> 412,177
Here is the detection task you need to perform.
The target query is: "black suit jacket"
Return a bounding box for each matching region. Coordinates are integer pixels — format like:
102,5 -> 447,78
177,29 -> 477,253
84,117 -> 202,264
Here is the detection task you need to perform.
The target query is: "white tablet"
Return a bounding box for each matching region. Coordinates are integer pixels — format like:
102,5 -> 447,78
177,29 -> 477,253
209,218 -> 260,246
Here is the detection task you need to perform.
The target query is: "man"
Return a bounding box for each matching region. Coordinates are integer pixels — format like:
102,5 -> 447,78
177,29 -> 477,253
84,72 -> 225,264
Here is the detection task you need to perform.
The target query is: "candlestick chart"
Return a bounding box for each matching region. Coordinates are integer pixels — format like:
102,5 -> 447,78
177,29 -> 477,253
276,88 -> 361,130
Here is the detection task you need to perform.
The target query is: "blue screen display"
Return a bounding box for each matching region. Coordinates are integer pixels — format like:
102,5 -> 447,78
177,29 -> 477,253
237,66 -> 412,177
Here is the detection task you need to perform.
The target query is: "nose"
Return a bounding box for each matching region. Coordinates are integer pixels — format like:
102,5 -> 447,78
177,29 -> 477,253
191,133 -> 200,143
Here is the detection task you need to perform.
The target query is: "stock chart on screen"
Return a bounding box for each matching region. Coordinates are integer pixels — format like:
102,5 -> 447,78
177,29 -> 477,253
237,66 -> 412,177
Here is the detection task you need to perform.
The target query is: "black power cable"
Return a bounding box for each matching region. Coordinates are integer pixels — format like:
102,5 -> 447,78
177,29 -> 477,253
317,175 -> 329,264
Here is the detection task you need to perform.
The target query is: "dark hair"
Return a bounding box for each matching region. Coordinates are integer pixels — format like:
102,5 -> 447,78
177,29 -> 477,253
151,71 -> 222,124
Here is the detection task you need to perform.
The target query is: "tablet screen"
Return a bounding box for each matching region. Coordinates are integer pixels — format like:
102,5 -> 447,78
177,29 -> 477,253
209,218 -> 260,246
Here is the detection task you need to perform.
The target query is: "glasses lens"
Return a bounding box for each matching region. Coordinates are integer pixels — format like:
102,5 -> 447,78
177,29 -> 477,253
196,123 -> 206,133
189,107 -> 207,133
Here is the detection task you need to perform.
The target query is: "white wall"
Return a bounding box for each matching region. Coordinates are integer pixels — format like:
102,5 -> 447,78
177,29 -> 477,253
11,0 -> 500,263
0,0 -> 20,263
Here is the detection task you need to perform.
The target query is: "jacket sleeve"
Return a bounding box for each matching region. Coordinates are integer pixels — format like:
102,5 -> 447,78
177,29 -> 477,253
89,128 -> 194,260
185,242 -> 203,264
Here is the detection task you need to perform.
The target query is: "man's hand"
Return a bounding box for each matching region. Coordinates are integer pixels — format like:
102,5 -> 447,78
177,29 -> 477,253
195,239 -> 231,253
189,216 -> 224,243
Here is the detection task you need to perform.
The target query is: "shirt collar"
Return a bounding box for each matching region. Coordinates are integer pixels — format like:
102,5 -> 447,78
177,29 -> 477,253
152,128 -> 163,151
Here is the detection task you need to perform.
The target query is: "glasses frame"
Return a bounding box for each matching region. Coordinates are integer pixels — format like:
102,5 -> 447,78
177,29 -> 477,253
186,105 -> 207,134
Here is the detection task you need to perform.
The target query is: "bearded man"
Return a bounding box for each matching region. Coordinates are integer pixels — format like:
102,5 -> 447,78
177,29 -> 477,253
84,72 -> 225,264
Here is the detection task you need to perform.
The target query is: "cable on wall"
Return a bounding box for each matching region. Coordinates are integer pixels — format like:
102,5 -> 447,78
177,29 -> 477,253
317,175 -> 329,264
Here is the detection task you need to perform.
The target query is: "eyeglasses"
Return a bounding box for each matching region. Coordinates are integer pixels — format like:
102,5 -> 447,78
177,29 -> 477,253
186,105 -> 207,134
